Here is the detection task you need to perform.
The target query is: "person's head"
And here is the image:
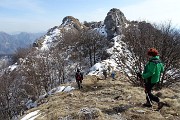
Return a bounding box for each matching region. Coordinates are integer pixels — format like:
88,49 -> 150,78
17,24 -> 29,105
77,68 -> 80,72
147,48 -> 158,57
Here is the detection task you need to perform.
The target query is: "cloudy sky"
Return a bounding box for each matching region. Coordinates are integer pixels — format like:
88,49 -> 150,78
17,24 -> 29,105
0,0 -> 179,34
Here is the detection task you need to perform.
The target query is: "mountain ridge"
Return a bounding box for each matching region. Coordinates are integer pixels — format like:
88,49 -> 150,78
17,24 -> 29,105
0,8 -> 179,120
0,32 -> 45,54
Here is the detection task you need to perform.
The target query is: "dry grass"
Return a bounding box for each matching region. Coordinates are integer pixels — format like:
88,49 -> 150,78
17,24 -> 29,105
23,74 -> 180,120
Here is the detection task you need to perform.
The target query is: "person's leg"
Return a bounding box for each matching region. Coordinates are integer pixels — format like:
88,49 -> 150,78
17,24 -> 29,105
76,80 -> 80,89
147,83 -> 164,110
148,92 -> 160,103
144,83 -> 153,106
147,83 -> 160,103
80,80 -> 83,88
112,74 -> 114,79
144,82 -> 164,109
103,73 -> 106,79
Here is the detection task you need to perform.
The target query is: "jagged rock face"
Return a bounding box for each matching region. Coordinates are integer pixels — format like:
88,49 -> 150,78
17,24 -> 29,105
34,16 -> 87,48
104,8 -> 127,39
61,16 -> 87,31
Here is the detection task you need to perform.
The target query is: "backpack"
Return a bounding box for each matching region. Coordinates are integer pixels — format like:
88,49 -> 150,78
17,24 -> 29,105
103,69 -> 107,74
76,72 -> 82,80
150,58 -> 161,64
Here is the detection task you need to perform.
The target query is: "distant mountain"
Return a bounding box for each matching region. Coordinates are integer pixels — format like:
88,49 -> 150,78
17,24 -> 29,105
0,32 -> 45,54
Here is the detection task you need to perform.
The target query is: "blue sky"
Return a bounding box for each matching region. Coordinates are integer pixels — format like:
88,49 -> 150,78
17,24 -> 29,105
0,0 -> 179,34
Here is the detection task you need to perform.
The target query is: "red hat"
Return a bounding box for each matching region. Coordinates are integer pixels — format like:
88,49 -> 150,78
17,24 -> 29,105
147,48 -> 158,56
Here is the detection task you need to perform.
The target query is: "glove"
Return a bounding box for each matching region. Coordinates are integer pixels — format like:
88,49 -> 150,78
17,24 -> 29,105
137,72 -> 142,78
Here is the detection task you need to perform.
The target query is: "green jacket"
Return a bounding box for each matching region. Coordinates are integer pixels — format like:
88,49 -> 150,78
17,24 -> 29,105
142,56 -> 164,83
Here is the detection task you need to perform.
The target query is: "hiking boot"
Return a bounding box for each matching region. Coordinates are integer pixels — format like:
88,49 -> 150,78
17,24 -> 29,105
157,102 -> 164,110
143,102 -> 152,107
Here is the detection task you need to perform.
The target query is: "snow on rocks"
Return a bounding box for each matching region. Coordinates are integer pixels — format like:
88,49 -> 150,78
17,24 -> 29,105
21,110 -> 40,120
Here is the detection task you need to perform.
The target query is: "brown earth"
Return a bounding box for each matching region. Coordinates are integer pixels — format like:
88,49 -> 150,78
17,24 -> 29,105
23,74 -> 180,120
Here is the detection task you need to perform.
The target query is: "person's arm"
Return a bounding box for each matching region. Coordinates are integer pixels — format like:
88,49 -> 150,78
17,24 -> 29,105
81,73 -> 83,80
142,62 -> 156,79
75,73 -> 77,79
161,63 -> 164,73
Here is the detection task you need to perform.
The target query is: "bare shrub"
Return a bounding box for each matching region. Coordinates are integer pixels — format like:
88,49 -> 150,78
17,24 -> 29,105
115,21 -> 180,87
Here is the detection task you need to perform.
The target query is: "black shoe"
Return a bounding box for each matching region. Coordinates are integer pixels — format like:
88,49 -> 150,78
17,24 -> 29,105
157,102 -> 164,110
143,103 -> 152,107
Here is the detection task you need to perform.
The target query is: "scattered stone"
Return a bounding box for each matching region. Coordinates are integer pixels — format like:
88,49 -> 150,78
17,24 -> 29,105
113,105 -> 131,113
78,107 -> 101,120
136,109 -> 146,113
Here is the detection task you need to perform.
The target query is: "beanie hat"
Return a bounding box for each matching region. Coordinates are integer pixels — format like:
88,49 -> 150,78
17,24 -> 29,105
147,48 -> 158,56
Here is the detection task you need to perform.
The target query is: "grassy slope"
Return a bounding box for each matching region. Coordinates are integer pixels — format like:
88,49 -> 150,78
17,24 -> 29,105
25,73 -> 180,120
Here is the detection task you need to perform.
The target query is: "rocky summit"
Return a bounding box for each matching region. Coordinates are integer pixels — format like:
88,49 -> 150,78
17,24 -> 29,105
104,8 -> 127,39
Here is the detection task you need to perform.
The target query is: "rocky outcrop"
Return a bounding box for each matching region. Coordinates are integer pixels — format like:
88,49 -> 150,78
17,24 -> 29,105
104,8 -> 127,39
33,16 -> 88,48
61,16 -> 87,31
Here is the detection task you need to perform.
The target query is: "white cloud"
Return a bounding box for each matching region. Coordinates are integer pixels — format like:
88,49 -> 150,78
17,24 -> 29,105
122,0 -> 180,26
0,0 -> 44,13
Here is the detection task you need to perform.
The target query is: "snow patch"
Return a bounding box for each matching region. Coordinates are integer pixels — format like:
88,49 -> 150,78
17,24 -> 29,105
41,28 -> 61,50
88,59 -> 118,76
8,64 -> 18,71
48,85 -> 75,95
95,25 -> 107,36
21,110 -> 40,120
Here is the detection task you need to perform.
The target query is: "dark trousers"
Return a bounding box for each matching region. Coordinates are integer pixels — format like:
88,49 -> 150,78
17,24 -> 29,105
145,83 -> 160,103
76,79 -> 82,89
103,73 -> 107,79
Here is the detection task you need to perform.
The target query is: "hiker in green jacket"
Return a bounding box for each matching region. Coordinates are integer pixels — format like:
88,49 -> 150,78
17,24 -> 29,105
138,48 -> 164,108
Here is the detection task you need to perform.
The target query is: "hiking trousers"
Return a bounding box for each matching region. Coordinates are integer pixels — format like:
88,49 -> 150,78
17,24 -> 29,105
144,82 -> 160,103
76,79 -> 82,89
